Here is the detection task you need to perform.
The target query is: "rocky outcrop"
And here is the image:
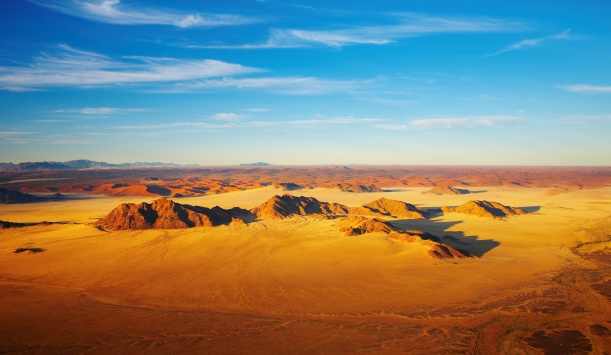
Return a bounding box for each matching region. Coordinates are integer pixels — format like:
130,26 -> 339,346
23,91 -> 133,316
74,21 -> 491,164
0,188 -> 65,204
96,198 -> 255,230
422,185 -> 468,195
251,194 -> 349,219
337,216 -> 397,236
336,216 -> 469,259
353,197 -> 427,219
441,200 -> 527,218
321,183 -> 384,193
272,182 -> 304,191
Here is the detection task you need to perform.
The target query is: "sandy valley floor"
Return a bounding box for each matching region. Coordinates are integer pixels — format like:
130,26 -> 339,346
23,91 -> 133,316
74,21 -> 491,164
1,186 -> 610,353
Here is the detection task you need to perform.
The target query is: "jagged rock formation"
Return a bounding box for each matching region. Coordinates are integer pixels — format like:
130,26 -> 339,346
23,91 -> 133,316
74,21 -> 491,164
272,182 -> 303,191
337,216 -> 397,236
251,194 -> 349,219
441,200 -> 527,218
251,195 -> 427,220
337,216 -> 469,259
422,185 -> 468,195
353,197 -> 427,219
0,188 -> 65,204
321,183 -> 383,193
96,198 -> 255,230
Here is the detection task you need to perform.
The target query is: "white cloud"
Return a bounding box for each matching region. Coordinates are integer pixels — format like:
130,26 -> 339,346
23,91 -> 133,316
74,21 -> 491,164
29,0 -> 257,28
209,113 -> 245,121
565,113 -> 611,121
487,29 -> 574,56
244,108 -> 270,112
0,44 -> 261,91
173,76 -> 360,95
410,116 -> 524,129
113,116 -> 382,130
194,14 -> 522,49
55,107 -> 152,115
284,116 -> 383,125
0,131 -> 37,138
557,84 -> 611,94
374,124 -> 408,131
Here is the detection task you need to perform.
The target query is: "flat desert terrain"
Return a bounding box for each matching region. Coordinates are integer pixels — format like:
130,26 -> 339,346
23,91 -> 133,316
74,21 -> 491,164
1,167 -> 610,354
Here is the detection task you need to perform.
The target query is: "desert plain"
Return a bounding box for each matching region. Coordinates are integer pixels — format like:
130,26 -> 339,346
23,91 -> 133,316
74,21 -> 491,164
1,165 -> 610,354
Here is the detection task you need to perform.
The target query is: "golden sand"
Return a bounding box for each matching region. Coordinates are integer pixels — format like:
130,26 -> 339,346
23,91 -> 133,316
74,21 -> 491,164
1,186 -> 610,353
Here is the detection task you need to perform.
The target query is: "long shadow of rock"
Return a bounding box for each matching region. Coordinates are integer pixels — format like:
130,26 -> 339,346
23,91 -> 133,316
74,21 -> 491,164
468,190 -> 487,194
13,247 -> 46,253
521,206 -> 541,213
382,188 -> 411,192
388,219 -> 500,257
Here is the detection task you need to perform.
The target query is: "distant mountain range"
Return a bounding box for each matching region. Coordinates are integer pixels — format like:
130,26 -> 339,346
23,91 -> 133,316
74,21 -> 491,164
0,159 -> 194,171
239,162 -> 272,167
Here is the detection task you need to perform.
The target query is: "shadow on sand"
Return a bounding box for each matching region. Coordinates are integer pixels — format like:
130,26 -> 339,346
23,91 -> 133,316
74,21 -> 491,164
13,247 -> 46,254
468,190 -> 487,194
521,206 -> 541,213
389,219 -> 500,257
382,188 -> 411,192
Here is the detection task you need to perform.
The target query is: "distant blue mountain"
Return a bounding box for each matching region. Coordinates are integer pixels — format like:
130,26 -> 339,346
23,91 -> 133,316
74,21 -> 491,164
0,159 -> 193,171
239,162 -> 272,167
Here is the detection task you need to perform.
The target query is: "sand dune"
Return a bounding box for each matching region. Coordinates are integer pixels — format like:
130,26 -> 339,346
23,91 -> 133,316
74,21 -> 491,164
1,184 -> 610,353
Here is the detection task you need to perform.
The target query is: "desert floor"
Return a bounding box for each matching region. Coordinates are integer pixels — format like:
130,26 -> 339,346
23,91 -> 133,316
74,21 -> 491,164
1,186 -> 610,354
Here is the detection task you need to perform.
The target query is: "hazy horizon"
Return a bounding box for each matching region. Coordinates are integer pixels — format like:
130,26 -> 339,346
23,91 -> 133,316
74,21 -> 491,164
1,1 -> 610,165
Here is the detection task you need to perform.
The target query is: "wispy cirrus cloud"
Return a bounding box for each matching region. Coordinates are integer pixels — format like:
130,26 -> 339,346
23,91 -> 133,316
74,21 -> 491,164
374,124 -> 408,131
114,115 -> 383,130
0,45 -> 358,95
55,107 -> 152,115
556,84 -> 611,94
410,115 -> 524,129
167,76 -> 361,95
0,130 -> 92,145
192,14 -> 523,49
209,113 -> 245,121
29,0 -> 257,28
0,44 -> 261,91
486,29 -> 575,57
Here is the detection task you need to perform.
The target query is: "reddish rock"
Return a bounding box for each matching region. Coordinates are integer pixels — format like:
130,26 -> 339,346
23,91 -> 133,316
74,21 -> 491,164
353,197 -> 427,219
96,198 -> 254,230
251,194 -> 350,219
422,185 -> 467,195
321,183 -> 383,193
442,200 -> 527,218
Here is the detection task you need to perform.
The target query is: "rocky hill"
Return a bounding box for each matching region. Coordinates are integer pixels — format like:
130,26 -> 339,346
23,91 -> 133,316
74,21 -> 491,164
441,200 -> 527,218
321,183 -> 384,193
337,216 -> 469,259
251,194 -> 349,219
422,185 -> 469,195
272,182 -> 304,191
96,198 -> 254,230
353,197 -> 427,219
0,188 -> 65,204
337,216 -> 397,236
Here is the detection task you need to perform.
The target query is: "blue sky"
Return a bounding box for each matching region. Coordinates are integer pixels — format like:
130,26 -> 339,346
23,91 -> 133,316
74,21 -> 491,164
0,0 -> 610,165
